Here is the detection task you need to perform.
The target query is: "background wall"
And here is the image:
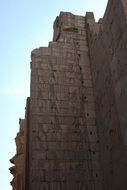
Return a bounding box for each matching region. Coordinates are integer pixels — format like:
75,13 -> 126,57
86,0 -> 127,189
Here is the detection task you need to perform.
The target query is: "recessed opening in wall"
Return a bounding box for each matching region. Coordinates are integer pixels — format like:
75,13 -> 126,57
109,129 -> 115,135
106,145 -> 109,149
93,151 -> 95,155
90,131 -> 92,135
87,113 -> 89,116
79,66 -> 82,71
96,173 -> 98,177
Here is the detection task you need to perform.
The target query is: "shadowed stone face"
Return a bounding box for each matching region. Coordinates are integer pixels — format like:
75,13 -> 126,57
9,119 -> 25,190
10,0 -> 127,190
29,11 -> 101,190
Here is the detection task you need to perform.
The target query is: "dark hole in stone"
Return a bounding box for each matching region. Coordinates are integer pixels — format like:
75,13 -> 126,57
109,129 -> 116,137
79,66 -> 82,71
90,131 -> 92,135
110,146 -> 113,151
106,145 -> 109,149
96,173 -> 98,177
87,113 -> 89,116
93,151 -> 95,155
109,129 -> 114,134
74,28 -> 78,32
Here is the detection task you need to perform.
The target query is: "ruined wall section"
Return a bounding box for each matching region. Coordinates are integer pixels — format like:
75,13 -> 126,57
30,12 -> 102,190
9,119 -> 25,190
86,0 -> 127,189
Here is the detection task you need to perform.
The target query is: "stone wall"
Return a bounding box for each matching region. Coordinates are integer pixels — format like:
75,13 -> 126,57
9,119 -> 25,190
86,0 -> 127,189
9,0 -> 127,189
29,12 -> 102,190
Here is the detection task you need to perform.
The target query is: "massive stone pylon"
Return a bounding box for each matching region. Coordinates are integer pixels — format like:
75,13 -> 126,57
10,0 -> 127,189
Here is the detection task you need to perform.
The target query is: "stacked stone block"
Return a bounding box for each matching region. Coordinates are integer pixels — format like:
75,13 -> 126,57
86,0 -> 127,189
9,1 -> 127,189
9,119 -> 25,190
29,12 -> 102,190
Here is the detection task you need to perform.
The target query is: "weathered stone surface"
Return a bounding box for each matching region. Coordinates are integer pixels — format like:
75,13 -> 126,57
28,11 -> 100,190
86,0 -> 127,189
9,119 -> 25,190
10,0 -> 127,189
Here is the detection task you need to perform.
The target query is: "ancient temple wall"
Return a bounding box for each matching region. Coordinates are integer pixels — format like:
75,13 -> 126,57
9,1 -> 127,189
29,12 -> 102,190
9,119 -> 25,190
86,0 -> 127,189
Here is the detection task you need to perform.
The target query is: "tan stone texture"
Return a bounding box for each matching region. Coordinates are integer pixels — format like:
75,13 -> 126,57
10,0 -> 127,189
9,119 -> 25,190
28,12 -> 101,190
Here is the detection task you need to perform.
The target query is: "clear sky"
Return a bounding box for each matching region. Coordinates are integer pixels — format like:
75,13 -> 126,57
0,0 -> 108,189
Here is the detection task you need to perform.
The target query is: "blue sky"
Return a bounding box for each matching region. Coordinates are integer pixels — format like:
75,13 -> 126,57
0,0 -> 108,189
